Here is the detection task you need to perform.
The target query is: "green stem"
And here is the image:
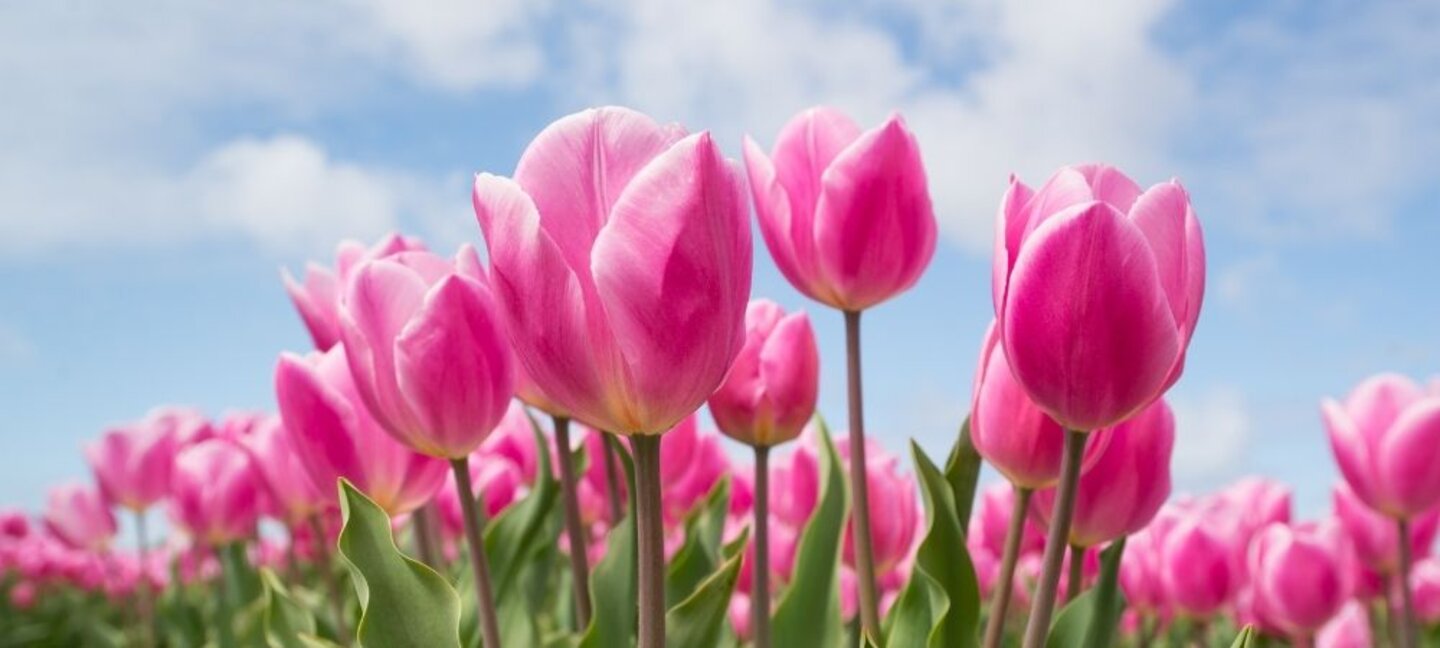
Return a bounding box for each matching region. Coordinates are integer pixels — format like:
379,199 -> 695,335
982,487 -> 1032,648
752,445 -> 773,648
552,415 -> 594,629
632,435 -> 666,648
307,516 -> 348,642
602,432 -> 625,523
134,510 -> 155,647
214,544 -> 238,648
411,505 -> 442,569
1066,544 -> 1084,603
1397,518 -> 1417,648
1021,429 -> 1087,648
451,457 -> 503,648
843,309 -> 881,639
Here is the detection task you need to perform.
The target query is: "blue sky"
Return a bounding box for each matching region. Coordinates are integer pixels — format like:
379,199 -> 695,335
2,0 -> 1439,532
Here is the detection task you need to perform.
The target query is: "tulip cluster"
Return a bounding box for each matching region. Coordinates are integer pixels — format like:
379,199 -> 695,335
10,101 -> 1440,648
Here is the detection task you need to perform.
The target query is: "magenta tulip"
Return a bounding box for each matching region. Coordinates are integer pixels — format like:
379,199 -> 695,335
1216,477 -> 1292,540
708,299 -> 819,448
1033,398 -> 1174,548
85,423 -> 175,512
236,415 -> 330,525
474,106 -> 752,437
283,233 -> 425,350
1412,558 -> 1440,624
1160,511 -> 1237,617
1324,373 -> 1440,519
1334,481 -> 1439,574
1119,522 -> 1168,615
1248,521 -> 1354,639
837,434 -> 919,578
743,107 -> 937,312
339,247 -> 514,459
42,483 -> 116,552
168,438 -> 264,545
993,164 -> 1204,432
274,345 -> 448,516
1317,602 -> 1372,648
0,508 -> 29,541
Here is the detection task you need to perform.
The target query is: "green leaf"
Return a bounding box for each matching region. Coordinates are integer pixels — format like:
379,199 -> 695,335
666,476 -> 732,607
665,527 -> 749,648
943,416 -> 982,530
1230,625 -> 1257,648
1045,538 -> 1126,648
578,436 -> 637,648
260,568 -> 317,648
484,411 -> 562,594
337,478 -> 462,648
884,441 -> 981,648
772,418 -> 848,648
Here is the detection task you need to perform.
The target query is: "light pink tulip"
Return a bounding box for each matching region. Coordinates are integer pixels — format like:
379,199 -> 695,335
1412,557 -> 1440,624
1248,521 -> 1354,638
969,482 -> 1046,558
474,107 -> 752,436
340,247 -> 515,459
274,345 -> 448,516
1333,481 -> 1439,574
653,414 -> 733,524
42,483 -> 116,551
144,406 -> 215,449
1120,522 -> 1167,614
1316,602 -> 1371,648
168,438 -> 264,545
236,414 -> 330,524
1033,398 -> 1174,547
993,164 -> 1205,431
478,402 -> 541,484
283,233 -> 426,350
837,434 -> 919,577
971,322 -> 1111,489
708,299 -> 819,448
85,423 -> 176,512
1160,512 -> 1237,617
1217,476 -> 1292,541
743,107 -> 936,312
1324,373 -> 1440,519
770,434 -> 821,529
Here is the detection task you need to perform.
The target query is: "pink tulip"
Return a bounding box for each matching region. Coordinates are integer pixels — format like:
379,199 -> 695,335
1160,511 -> 1238,617
236,414 -> 330,524
168,438 -> 264,545
659,416 -> 733,523
969,482 -> 1046,558
339,247 -> 515,459
1120,523 -> 1167,614
1316,602 -> 1371,648
42,483 -> 116,551
837,434 -> 919,577
1248,521 -> 1354,638
1217,477 -> 1292,541
1,507 -> 31,541
274,345 -> 448,516
743,107 -> 937,311
1412,557 -> 1440,624
474,106 -> 752,436
1033,398 -> 1174,547
215,410 -> 267,439
576,425 -> 626,525
85,422 -> 176,512
283,233 -> 426,350
9,581 -> 37,609
1324,373 -> 1440,519
477,402 -> 541,484
993,164 -> 1205,431
708,299 -> 820,448
436,460 -> 524,538
1333,481 -> 1439,574
971,322 -> 1112,489
770,435 -> 821,529
144,406 -> 215,449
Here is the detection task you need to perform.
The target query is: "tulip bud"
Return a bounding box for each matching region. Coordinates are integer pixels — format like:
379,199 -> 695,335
1247,521 -> 1354,638
1324,373 -> 1440,519
708,299 -> 819,448
168,438 -> 264,545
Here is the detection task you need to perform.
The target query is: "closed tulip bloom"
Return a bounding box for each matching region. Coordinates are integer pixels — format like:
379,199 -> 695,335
1316,602 -> 1372,648
168,438 -> 264,545
1119,523 -> 1167,613
1217,477 -> 1292,540
708,299 -> 820,448
1248,521 -> 1354,638
236,415 -> 330,524
274,346 -> 448,516
340,248 -> 514,458
1333,481 -> 1439,574
1324,373 -> 1440,518
1412,558 -> 1440,624
993,165 -> 1205,431
42,483 -> 116,551
1160,512 -> 1237,617
971,322 -> 1112,489
85,423 -> 175,512
283,233 -> 426,350
474,106 -> 752,436
1033,398 -> 1175,547
743,107 -> 937,311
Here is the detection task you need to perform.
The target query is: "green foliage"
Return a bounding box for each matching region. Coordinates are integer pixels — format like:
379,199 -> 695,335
578,436 -> 638,648
1046,538 -> 1127,648
665,527 -> 749,648
771,419 -> 848,648
665,476 -> 732,607
943,415 -> 983,530
260,568 -> 319,648
1230,625 -> 1257,648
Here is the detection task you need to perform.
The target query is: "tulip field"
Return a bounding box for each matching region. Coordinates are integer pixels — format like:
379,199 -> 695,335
3,103 -> 1439,648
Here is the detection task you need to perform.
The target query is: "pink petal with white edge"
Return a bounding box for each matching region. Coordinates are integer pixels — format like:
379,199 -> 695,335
341,259 -> 432,443
992,177 -> 1034,319
1376,398 -> 1440,517
745,137 -> 824,303
770,107 -> 861,233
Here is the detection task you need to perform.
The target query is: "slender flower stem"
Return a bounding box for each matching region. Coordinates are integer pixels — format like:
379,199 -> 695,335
632,435 -> 666,648
843,309 -> 881,638
134,510 -> 155,648
1190,619 -> 1208,648
307,515 -> 348,642
752,445 -> 773,648
1021,429 -> 1087,648
602,432 -> 625,523
1397,518 -> 1417,648
214,544 -> 238,648
982,487 -> 1033,648
552,415 -> 594,629
411,505 -> 442,569
1379,579 -> 1398,648
1138,613 -> 1155,648
1066,544 -> 1084,603
451,458 -> 503,648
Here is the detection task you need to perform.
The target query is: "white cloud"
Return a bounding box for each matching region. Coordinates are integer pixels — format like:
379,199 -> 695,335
356,0 -> 551,90
1169,385 -> 1251,481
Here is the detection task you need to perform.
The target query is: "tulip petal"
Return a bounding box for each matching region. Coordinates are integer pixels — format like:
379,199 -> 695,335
1002,201 -> 1180,431
1322,399 -> 1385,511
592,132 -> 752,433
993,177 -> 1034,319
746,137 -> 825,303
1074,163 -> 1142,212
771,107 -> 861,237
1377,398 -> 1440,517
757,311 -> 820,442
341,259 -> 431,441
275,352 -> 370,498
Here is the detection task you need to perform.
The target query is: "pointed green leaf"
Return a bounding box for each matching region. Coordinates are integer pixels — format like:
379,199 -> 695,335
260,568 -> 317,648
578,436 -> 638,648
944,416 -> 982,530
1230,625 -> 1256,648
1045,538 -> 1126,648
666,476 -> 732,607
484,411 -> 561,593
884,441 -> 981,648
337,478 -> 461,648
772,418 -> 848,648
665,527 -> 748,648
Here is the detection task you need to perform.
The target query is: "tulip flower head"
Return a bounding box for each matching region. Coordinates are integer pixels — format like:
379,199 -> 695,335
85,422 -> 175,512
168,438 -> 264,545
1324,373 -> 1440,519
1247,521 -> 1354,639
708,299 -> 820,448
283,233 -> 426,350
236,414 -> 330,524
1411,557 -> 1440,624
42,483 -> 116,552
1333,481 -> 1439,574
